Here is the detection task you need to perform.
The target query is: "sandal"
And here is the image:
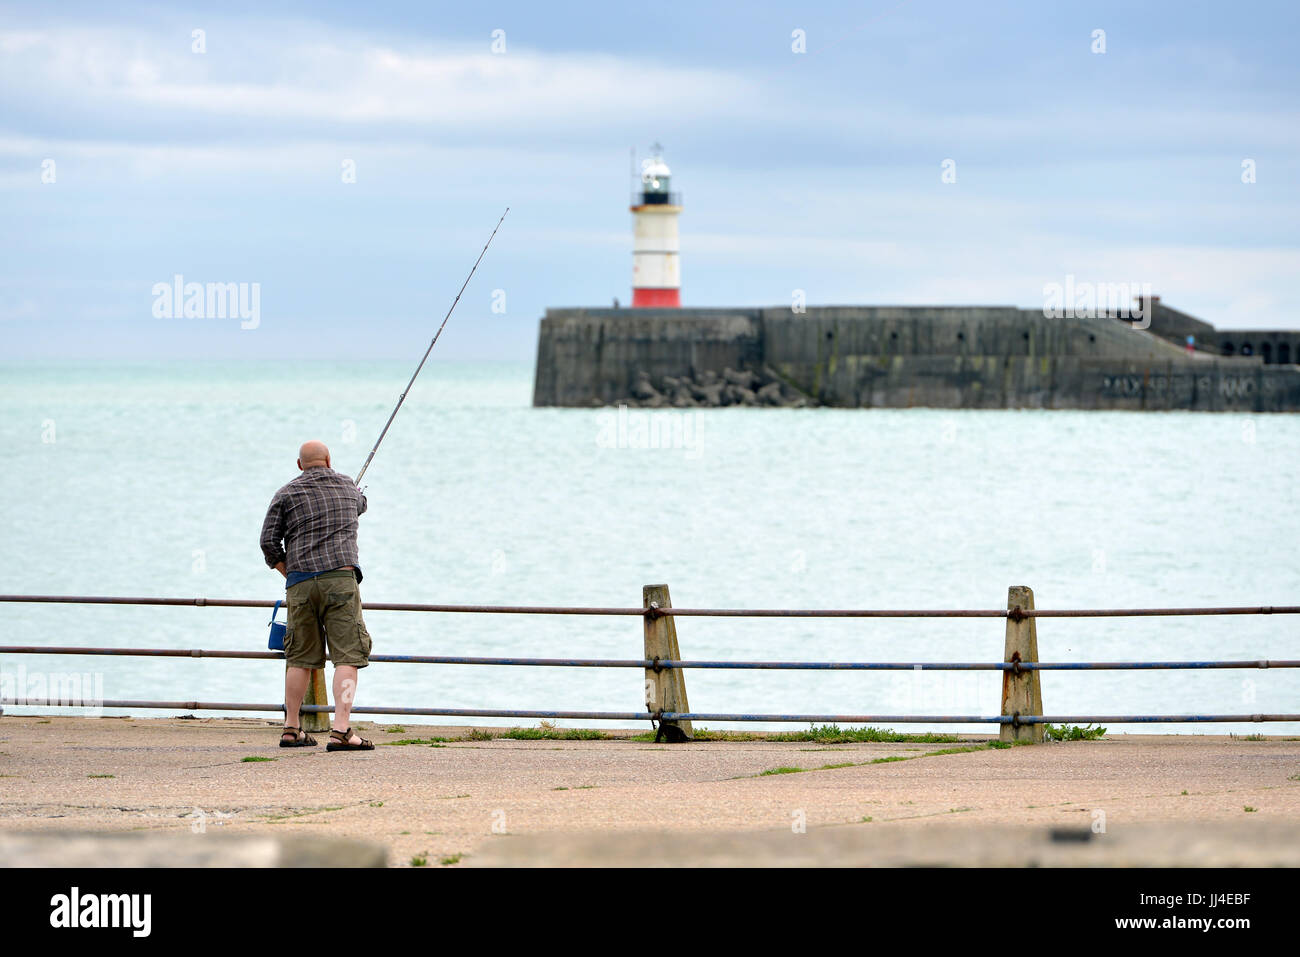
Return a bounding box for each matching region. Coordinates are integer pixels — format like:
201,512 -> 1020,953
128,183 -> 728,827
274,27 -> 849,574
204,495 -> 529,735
279,726 -> 317,748
327,727 -> 374,752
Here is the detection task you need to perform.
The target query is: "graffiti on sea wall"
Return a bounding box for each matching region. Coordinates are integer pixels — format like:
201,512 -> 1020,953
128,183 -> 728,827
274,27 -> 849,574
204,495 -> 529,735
1100,374 -> 1146,398
1098,371 -> 1265,403
1217,376 -> 1260,398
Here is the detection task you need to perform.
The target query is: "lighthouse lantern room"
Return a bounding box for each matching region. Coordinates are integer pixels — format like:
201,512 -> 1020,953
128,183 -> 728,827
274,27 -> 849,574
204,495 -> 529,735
631,144 -> 682,308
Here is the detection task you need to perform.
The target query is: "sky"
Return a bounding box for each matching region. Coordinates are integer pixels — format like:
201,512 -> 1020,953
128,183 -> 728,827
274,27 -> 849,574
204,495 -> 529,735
1,0 -> 1298,360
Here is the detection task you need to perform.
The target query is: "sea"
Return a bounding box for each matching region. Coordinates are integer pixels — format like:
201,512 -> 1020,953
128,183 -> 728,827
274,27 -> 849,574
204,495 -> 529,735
2,359 -> 1297,735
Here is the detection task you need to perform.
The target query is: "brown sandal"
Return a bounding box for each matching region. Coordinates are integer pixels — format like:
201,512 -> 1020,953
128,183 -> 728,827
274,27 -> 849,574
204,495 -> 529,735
279,726 -> 317,748
326,727 -> 374,751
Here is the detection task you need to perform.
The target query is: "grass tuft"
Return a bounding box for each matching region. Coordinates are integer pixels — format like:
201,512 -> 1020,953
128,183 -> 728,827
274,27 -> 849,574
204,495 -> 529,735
771,724 -> 963,744
1043,724 -> 1107,741
500,727 -> 607,741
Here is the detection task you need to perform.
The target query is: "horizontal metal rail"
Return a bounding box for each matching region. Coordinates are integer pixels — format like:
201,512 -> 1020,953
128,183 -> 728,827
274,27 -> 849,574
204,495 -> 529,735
2,595 -> 1298,619
0,646 -> 649,667
662,712 -> 1300,724
0,595 -> 644,615
666,606 -> 1300,619
663,712 -> 1300,724
0,698 -> 659,721
2,697 -> 1297,724
2,646 -> 1299,671
654,660 -> 1300,671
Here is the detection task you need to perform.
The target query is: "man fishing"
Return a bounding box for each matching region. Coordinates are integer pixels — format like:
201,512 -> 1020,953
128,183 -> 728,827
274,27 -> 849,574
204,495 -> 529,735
259,439 -> 375,751
253,210 -> 506,751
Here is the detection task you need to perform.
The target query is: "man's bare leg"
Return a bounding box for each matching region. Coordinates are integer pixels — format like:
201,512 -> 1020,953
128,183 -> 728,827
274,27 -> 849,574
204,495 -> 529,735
283,666 -> 310,738
331,664 -> 363,745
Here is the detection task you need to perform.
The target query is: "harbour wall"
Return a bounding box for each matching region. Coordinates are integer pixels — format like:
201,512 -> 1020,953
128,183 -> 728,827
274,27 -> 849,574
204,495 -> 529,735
532,305 -> 1300,412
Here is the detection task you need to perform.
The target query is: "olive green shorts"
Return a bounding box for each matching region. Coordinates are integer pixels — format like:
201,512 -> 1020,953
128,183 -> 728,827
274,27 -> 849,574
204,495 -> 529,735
284,569 -> 372,670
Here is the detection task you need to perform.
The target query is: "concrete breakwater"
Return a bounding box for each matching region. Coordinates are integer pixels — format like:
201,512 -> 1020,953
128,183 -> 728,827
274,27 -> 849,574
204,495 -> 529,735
532,303 -> 1300,411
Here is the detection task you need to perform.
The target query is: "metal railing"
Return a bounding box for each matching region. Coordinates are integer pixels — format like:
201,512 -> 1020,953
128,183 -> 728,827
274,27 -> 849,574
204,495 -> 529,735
6,594 -> 1296,618
1,591 -> 1298,736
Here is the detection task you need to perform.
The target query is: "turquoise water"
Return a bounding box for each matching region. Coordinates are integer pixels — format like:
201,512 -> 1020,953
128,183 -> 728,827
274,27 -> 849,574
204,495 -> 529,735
2,359 -> 1297,735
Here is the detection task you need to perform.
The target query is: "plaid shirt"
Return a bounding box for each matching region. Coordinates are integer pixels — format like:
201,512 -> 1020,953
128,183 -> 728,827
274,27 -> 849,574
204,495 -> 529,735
260,467 -> 368,583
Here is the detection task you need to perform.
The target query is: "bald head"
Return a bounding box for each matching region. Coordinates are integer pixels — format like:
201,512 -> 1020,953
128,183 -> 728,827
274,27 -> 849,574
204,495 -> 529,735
297,440 -> 331,471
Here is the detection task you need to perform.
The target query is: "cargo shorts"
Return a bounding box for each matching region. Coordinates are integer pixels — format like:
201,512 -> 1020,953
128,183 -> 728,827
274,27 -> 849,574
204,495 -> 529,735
284,569 -> 373,670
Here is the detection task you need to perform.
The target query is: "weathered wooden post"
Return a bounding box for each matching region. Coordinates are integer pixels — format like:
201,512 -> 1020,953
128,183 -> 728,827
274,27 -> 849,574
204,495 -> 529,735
999,585 -> 1044,744
643,584 -> 693,742
301,668 -> 330,733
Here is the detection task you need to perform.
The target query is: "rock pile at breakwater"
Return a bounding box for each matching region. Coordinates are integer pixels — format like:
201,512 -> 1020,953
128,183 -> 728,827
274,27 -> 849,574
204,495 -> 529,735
621,367 -> 816,408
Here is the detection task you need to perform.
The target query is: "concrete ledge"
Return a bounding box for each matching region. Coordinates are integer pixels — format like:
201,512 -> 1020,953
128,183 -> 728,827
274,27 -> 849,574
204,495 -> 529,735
0,831 -> 388,868
468,822 -> 1300,868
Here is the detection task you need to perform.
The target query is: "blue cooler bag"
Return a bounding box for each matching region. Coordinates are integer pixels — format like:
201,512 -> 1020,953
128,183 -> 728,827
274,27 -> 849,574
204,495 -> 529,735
268,600 -> 287,651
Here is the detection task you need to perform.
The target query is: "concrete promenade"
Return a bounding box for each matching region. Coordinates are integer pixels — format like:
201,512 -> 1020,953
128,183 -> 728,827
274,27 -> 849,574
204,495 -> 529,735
1,716 -> 1297,866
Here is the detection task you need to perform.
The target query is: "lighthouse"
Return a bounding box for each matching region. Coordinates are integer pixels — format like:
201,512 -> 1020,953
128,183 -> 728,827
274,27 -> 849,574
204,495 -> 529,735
630,144 -> 682,307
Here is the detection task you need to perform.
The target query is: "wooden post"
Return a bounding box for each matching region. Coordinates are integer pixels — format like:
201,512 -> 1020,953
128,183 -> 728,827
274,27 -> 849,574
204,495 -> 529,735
301,668 -> 330,733
1000,585 -> 1044,743
643,584 -> 693,742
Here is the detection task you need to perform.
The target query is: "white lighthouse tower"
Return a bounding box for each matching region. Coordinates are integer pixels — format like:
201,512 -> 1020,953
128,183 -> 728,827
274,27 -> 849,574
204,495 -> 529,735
631,144 -> 682,308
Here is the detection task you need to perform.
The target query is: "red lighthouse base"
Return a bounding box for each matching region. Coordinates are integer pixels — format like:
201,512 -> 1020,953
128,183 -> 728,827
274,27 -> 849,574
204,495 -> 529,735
632,287 -> 680,308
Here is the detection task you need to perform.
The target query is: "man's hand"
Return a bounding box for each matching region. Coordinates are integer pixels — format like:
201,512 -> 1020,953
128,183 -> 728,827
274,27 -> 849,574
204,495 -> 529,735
274,561 -> 287,579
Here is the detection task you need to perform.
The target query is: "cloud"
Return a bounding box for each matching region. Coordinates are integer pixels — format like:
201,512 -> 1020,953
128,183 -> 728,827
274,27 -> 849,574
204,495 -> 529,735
6,17 -> 1298,168
0,23 -> 759,136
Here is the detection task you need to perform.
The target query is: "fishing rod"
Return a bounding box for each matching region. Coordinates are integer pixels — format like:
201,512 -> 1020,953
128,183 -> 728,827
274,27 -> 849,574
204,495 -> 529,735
354,207 -> 509,488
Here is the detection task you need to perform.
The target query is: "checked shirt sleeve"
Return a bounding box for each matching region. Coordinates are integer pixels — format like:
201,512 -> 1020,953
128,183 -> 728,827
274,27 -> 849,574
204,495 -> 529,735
259,490 -> 287,569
